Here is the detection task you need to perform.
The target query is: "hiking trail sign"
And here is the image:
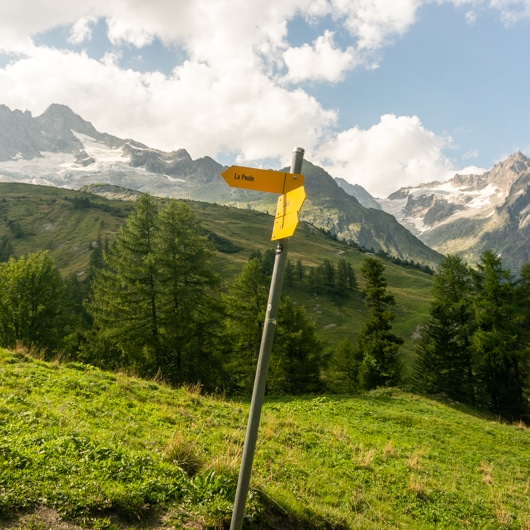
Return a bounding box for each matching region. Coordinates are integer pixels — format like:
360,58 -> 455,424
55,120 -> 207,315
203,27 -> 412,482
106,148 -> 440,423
220,165 -> 304,194
220,164 -> 306,240
222,148 -> 305,530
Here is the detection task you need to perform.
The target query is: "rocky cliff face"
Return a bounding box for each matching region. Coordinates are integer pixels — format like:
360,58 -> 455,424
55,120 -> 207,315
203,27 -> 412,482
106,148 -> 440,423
374,151 -> 530,271
0,103 -> 123,162
335,178 -> 382,210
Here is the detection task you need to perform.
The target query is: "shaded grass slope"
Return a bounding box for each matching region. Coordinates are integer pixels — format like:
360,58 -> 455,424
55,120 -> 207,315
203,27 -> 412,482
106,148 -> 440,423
1,349 -> 529,529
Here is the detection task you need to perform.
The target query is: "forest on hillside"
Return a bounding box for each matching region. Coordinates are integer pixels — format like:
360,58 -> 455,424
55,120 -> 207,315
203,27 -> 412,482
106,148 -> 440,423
0,194 -> 529,421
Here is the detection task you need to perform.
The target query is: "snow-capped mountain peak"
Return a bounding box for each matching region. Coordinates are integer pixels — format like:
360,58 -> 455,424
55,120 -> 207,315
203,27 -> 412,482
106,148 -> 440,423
374,150 -> 530,270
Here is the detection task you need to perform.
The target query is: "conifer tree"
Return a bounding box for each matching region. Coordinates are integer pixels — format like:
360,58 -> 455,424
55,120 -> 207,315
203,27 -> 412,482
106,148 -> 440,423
269,296 -> 324,395
285,259 -> 295,287
223,258 -> 269,393
88,193 -> 160,371
88,195 -> 223,387
154,199 -> 222,384
323,259 -> 335,290
334,337 -> 363,392
471,251 -> 526,417
224,256 -> 324,395
355,257 -> 403,389
413,255 -> 475,402
295,258 -> 305,282
335,258 -> 357,296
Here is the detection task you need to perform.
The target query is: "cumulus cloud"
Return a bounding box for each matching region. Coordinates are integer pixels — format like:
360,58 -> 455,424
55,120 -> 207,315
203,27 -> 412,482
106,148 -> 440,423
68,16 -> 98,45
282,30 -> 358,83
315,115 -> 454,198
0,45 -> 336,161
329,0 -> 421,49
0,0 -> 528,195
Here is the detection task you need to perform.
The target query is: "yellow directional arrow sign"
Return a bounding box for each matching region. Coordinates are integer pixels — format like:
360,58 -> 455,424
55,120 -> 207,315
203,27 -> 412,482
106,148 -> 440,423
271,186 -> 306,240
221,165 -> 304,194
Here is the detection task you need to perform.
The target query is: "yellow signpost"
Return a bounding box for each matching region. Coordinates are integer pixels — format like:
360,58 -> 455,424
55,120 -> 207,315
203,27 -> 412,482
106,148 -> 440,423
221,165 -> 304,195
271,185 -> 306,240
222,149 -> 306,530
221,164 -> 305,241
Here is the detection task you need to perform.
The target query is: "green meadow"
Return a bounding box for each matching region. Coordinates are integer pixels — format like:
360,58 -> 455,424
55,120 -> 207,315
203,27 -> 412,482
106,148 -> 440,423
1,348 -> 529,529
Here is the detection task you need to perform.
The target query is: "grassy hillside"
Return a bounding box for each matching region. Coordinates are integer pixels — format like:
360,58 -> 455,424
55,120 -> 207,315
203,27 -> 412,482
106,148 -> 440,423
0,183 -> 134,277
0,183 -> 433,362
1,348 -> 529,529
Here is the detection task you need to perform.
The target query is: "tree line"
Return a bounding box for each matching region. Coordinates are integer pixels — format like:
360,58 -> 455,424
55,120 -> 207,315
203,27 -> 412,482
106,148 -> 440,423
0,193 -> 529,420
413,253 -> 530,420
0,196 -> 336,395
0,194 -> 397,397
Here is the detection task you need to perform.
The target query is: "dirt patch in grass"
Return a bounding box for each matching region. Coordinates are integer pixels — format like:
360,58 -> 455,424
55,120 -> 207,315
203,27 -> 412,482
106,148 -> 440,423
0,507 -> 173,530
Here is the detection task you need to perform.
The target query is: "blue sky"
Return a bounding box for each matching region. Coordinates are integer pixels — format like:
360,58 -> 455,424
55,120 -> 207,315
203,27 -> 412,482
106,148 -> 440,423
0,1 -> 529,197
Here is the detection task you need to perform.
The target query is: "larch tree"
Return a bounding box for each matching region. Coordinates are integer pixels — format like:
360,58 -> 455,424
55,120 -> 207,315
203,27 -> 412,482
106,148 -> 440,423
223,258 -> 269,394
154,199 -> 223,385
0,251 -> 64,353
471,251 -> 526,417
87,195 -> 223,387
88,193 -> 160,371
268,296 -> 325,395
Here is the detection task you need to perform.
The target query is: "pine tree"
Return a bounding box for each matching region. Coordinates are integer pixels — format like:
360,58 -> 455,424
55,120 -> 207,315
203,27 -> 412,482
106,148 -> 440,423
87,195 -> 223,387
355,257 -> 403,390
322,259 -> 335,291
285,259 -> 295,287
88,194 -> 160,371
154,199 -> 222,385
223,258 -> 269,393
471,251 -> 526,417
295,258 -> 305,282
335,258 -> 357,296
334,338 -> 363,392
413,255 -> 475,402
269,296 -> 324,395
224,257 -> 324,395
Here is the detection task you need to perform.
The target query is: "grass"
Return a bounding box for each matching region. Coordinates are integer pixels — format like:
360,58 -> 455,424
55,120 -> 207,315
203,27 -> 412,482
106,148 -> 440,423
1,348 -> 530,529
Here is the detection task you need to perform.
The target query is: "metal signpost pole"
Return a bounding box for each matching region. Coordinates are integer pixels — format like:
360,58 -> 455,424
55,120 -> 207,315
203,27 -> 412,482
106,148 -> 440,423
230,147 -> 305,530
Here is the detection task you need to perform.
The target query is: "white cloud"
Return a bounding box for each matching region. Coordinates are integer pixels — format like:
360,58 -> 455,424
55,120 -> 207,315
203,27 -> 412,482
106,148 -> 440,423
330,0 -> 422,49
106,18 -> 154,48
488,0 -> 530,22
282,30 -> 358,83
68,16 -> 98,45
463,148 -> 480,159
456,164 -> 487,175
0,0 -> 527,198
315,114 -> 454,198
448,0 -> 530,23
0,46 -> 336,162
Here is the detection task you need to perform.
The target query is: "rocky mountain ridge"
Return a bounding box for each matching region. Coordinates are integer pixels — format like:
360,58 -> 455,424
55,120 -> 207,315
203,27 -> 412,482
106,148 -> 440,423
0,103 -> 443,266
355,151 -> 530,271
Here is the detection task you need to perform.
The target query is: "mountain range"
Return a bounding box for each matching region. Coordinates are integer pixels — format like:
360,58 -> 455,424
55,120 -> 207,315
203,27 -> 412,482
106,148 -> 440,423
1,103 -> 529,272
0,103 -> 441,267
366,151 -> 530,273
